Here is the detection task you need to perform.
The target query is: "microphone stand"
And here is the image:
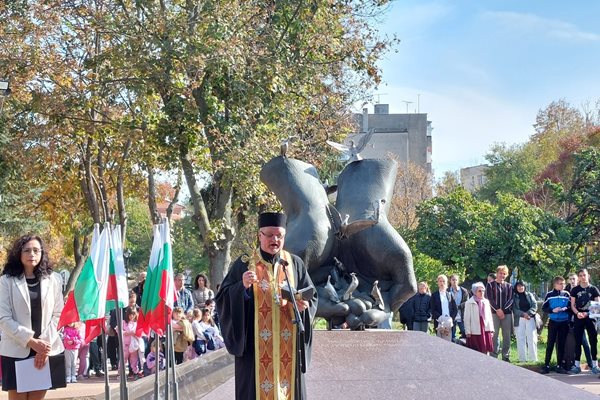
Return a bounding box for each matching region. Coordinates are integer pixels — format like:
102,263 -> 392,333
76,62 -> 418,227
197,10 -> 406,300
278,256 -> 305,398
280,258 -> 304,334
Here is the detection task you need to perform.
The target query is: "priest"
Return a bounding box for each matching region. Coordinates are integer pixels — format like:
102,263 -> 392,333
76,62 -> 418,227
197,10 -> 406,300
216,212 -> 318,400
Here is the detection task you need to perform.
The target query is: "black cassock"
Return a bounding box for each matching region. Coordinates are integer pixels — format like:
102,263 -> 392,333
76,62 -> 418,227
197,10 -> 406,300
215,251 -> 318,400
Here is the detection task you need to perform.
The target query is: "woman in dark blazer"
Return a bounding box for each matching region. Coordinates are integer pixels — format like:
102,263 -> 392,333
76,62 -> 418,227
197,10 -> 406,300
430,275 -> 458,340
0,235 -> 65,399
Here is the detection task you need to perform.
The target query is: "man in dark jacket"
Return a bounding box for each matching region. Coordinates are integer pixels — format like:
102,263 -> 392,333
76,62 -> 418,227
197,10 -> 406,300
399,295 -> 415,330
431,274 -> 458,340
540,276 -> 570,374
449,274 -> 470,342
411,282 -> 431,332
486,265 -> 514,361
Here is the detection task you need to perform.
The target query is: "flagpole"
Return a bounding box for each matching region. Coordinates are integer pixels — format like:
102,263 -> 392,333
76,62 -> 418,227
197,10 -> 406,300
101,326 -> 111,400
115,306 -> 130,400
168,321 -> 179,400
153,332 -> 160,400
107,222 -> 129,400
164,314 -> 170,400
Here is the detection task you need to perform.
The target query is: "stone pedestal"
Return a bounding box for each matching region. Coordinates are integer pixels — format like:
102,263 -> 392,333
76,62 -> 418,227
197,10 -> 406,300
201,330 -> 597,400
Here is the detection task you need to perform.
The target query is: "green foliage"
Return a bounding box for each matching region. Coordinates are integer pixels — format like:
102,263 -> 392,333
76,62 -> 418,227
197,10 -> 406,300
412,249 -> 464,289
478,143 -> 542,201
0,114 -> 46,237
547,147 -> 600,263
415,188 -> 575,284
171,215 -> 209,276
122,198 -> 153,272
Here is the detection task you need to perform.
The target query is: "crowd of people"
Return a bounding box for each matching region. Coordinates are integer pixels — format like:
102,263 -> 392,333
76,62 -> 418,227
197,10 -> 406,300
0,235 -> 225,399
3,228 -> 600,400
400,265 -> 600,377
88,272 -> 225,380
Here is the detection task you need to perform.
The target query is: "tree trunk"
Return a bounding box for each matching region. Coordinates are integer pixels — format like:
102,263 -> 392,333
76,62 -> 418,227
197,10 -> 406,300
166,168 -> 182,220
65,233 -> 90,295
179,144 -> 234,285
80,137 -> 100,224
147,165 -> 161,225
96,137 -> 110,223
117,137 -> 132,245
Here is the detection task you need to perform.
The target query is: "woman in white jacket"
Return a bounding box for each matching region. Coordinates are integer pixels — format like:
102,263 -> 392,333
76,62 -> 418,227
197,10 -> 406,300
0,235 -> 65,399
464,282 -> 495,354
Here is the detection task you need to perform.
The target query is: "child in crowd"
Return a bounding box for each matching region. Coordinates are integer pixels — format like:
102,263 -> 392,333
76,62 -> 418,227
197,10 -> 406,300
122,307 -> 143,380
204,299 -> 220,329
191,308 -> 206,356
172,307 -> 194,364
77,322 -> 89,379
540,276 -> 571,374
144,341 -> 165,376
63,321 -> 83,383
199,308 -> 225,351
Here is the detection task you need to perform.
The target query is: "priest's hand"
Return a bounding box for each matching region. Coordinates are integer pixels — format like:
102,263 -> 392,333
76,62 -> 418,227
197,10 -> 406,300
295,299 -> 309,312
242,271 -> 258,289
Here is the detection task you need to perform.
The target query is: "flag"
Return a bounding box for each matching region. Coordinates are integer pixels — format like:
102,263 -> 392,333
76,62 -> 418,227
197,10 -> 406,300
83,225 -> 131,343
138,219 -> 175,336
58,223 -> 111,336
106,225 -> 129,311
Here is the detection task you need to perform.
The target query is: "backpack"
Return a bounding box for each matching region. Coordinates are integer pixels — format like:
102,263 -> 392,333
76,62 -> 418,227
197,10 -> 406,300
204,331 -> 216,351
180,320 -> 195,343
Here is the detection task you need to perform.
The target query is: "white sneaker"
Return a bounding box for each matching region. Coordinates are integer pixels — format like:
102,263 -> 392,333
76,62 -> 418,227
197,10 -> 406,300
66,376 -> 71,383
71,376 -> 77,383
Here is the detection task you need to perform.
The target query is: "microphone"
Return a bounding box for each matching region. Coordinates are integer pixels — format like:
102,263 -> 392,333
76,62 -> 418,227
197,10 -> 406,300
273,252 -> 289,268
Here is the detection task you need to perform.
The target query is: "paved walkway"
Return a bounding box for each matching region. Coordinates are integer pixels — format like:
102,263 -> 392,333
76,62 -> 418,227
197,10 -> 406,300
2,360 -> 600,399
546,369 -> 600,396
0,369 -> 134,399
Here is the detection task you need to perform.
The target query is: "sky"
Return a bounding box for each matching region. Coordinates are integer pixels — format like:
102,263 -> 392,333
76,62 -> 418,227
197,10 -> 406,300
368,0 -> 600,178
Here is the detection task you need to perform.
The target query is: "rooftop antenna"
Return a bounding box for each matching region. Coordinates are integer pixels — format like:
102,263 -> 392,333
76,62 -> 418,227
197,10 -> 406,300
401,100 -> 413,113
417,94 -> 421,113
375,93 -> 388,104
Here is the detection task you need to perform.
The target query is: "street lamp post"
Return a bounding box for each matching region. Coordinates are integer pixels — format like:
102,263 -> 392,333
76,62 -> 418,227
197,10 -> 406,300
123,249 -> 132,281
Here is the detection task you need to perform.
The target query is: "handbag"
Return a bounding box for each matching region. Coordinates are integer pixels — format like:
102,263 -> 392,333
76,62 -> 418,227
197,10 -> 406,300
534,313 -> 544,334
129,336 -> 140,352
204,331 -> 216,351
192,338 -> 206,355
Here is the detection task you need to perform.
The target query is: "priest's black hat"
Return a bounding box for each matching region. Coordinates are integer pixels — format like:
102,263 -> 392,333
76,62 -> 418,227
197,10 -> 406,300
258,212 -> 287,228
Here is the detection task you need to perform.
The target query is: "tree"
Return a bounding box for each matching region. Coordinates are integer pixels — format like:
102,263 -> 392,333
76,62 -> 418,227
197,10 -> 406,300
96,0 -> 394,284
434,170 -> 461,197
415,188 -> 494,279
548,147 -> 600,265
388,160 -> 432,233
415,188 -> 575,283
171,215 -> 209,277
0,1 -> 156,292
532,99 -> 586,163
477,143 -> 542,201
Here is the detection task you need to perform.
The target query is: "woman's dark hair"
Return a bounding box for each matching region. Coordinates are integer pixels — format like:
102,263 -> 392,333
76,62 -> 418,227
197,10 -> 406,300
2,235 -> 53,278
194,273 -> 211,290
125,306 -> 138,322
201,308 -> 215,326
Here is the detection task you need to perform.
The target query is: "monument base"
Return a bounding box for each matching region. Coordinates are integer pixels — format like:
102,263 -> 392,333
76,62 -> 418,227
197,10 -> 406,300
201,330 -> 597,400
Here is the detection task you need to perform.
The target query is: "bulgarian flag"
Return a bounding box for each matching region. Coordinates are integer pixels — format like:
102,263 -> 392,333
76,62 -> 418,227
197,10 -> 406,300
138,219 -> 175,336
84,225 -> 131,342
58,223 -> 111,340
106,225 -> 130,312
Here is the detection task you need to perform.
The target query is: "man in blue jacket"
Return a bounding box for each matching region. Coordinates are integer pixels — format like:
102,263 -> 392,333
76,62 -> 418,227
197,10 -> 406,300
541,276 -> 571,374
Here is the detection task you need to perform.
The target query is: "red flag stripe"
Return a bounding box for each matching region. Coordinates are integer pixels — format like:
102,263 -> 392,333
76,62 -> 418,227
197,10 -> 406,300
57,291 -> 80,331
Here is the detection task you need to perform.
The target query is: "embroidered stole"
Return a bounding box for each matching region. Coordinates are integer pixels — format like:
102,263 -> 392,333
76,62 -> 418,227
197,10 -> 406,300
250,249 -> 297,399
